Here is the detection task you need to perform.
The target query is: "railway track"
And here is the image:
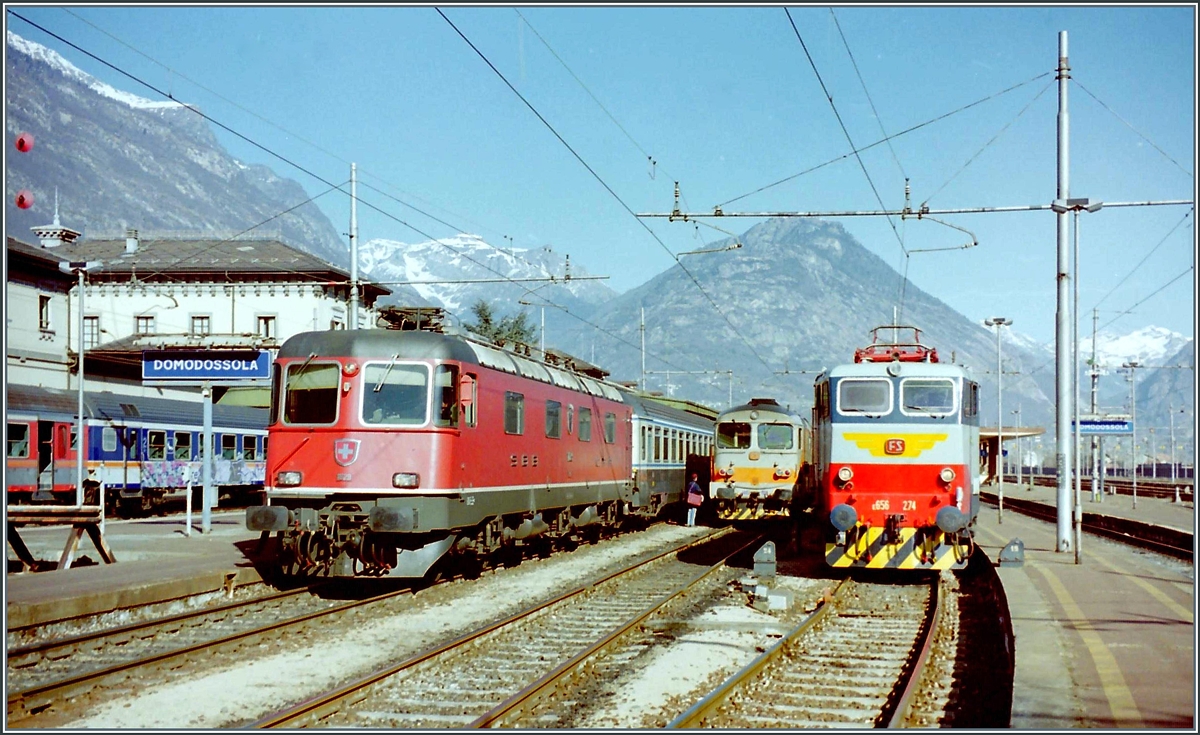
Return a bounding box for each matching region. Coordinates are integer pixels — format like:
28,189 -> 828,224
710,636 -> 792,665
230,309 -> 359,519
1018,474 -> 1193,501
667,575 -> 944,729
5,582 -> 385,723
980,490 -> 1193,559
250,528 -> 755,729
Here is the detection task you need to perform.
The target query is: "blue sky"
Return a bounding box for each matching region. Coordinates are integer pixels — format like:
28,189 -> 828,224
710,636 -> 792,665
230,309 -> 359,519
8,5 -> 1196,346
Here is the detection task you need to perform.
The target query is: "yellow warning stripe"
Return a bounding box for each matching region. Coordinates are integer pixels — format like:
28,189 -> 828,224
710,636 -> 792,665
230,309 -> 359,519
1085,552 -> 1193,624
825,525 -> 968,569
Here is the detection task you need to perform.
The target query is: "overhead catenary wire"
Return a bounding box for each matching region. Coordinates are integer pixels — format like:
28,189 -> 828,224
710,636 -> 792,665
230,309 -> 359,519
1073,79 -> 1195,181
715,71 -> 1055,209
436,7 -> 780,383
1092,208 -> 1194,309
55,7 -> 555,273
9,11 -> 712,379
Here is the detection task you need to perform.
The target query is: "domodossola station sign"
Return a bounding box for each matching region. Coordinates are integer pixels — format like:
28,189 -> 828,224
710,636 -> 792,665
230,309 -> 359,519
141,350 -> 271,382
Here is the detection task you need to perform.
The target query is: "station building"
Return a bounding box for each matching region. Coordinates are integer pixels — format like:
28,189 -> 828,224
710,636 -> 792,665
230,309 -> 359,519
6,214 -> 390,405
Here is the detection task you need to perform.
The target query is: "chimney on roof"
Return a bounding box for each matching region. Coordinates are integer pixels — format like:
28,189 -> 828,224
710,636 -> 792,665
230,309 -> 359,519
125,229 -> 140,254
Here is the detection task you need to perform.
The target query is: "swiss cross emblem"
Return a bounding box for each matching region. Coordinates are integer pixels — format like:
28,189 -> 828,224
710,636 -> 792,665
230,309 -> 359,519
334,439 -> 360,467
885,438 -> 906,455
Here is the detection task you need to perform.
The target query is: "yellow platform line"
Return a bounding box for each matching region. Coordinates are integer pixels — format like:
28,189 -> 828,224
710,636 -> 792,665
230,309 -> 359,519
978,524 -> 1143,728
1085,552 -> 1193,624
1028,562 -> 1144,728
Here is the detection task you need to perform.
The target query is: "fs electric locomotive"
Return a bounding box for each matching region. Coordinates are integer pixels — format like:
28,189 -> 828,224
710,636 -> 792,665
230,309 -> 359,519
246,324 -> 714,579
709,398 -> 811,520
811,326 -> 980,570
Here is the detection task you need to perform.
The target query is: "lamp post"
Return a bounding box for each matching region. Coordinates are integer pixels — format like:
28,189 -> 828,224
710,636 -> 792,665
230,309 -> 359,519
60,260 -> 103,506
985,316 -> 1012,523
1123,360 -> 1140,509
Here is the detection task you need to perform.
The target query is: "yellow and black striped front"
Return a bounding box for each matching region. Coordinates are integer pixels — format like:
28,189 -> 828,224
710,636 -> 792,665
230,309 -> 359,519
825,525 -> 971,570
717,503 -> 769,521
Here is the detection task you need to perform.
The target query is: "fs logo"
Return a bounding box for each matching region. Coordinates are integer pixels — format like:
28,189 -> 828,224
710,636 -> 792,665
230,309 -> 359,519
884,438 -> 906,455
334,439 -> 361,467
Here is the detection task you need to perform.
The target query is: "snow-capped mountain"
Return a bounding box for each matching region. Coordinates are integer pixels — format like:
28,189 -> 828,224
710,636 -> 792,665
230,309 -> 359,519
1082,326 -> 1192,373
5,31 -> 348,268
358,234 -> 618,325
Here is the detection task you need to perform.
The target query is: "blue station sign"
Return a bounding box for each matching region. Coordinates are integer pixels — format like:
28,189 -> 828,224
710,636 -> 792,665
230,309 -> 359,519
142,350 -> 271,381
1073,417 -> 1134,436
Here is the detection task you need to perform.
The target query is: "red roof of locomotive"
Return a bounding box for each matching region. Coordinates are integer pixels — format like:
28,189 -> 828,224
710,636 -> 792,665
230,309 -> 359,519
853,325 -> 940,364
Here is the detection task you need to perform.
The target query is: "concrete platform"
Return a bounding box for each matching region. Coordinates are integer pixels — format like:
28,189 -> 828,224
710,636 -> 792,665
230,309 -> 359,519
5,510 -> 268,629
975,482 -> 1195,728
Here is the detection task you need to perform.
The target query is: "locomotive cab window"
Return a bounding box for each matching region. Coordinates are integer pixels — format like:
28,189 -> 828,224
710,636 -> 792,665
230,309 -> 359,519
362,362 -> 429,426
900,378 -> 957,417
435,365 -> 459,428
284,362 -> 340,425
836,378 -> 892,415
505,392 -> 525,435
757,423 -> 794,450
545,400 -> 562,439
7,423 -> 30,458
964,381 -> 979,418
717,422 -> 751,449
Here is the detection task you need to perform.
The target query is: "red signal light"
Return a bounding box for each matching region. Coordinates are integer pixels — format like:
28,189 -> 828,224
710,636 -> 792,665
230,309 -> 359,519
15,190 -> 34,209
15,132 -> 34,152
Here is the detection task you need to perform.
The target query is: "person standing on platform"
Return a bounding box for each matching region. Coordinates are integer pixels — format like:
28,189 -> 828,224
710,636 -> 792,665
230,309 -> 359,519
685,473 -> 704,527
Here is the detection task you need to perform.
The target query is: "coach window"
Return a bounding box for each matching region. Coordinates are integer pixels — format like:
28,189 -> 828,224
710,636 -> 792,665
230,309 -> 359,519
837,378 -> 892,416
221,434 -> 237,460
578,407 -> 592,442
284,362 -> 340,425
174,432 -> 192,461
653,427 -> 661,461
7,423 -> 30,458
363,362 -> 430,426
504,392 -> 525,435
900,378 -> 956,417
758,423 -> 794,450
435,365 -> 460,428
717,422 -> 751,449
604,412 -> 616,444
545,400 -> 562,439
102,426 -> 118,453
148,430 -> 166,460
242,435 -> 256,460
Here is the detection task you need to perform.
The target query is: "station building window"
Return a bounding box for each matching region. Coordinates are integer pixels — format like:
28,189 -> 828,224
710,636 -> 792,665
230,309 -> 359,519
38,295 -> 52,331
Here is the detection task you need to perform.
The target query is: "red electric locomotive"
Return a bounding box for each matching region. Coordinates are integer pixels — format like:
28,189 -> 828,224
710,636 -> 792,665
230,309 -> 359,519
810,326 -> 981,570
247,326 -> 644,578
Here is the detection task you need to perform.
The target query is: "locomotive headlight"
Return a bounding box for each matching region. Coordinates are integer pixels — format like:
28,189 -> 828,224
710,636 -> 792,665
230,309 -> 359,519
836,466 -> 854,483
276,470 -> 302,486
939,467 -> 956,484
392,472 -> 421,489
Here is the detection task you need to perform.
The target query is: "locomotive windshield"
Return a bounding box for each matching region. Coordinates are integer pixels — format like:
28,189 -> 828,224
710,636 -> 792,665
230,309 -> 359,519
363,362 -> 430,425
837,378 -> 892,414
716,422 -> 751,449
901,378 -> 956,415
283,363 -> 340,425
757,423 -> 794,450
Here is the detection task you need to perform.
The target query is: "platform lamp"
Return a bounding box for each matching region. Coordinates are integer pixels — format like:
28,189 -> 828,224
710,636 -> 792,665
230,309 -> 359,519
60,260 -> 103,506
985,317 -> 1012,523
